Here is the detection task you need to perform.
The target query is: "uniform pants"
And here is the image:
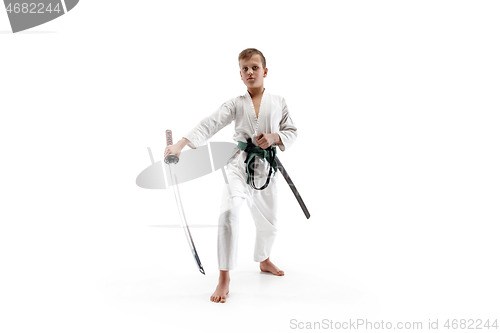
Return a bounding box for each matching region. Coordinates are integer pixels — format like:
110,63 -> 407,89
217,151 -> 278,271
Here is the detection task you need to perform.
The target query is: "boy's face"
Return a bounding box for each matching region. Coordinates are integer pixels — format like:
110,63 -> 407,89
239,54 -> 267,89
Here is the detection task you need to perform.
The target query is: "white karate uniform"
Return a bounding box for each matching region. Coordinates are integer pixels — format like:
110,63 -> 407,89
184,89 -> 298,270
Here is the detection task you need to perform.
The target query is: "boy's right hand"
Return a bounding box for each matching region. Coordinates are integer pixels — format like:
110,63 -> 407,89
164,137 -> 191,159
164,142 -> 182,159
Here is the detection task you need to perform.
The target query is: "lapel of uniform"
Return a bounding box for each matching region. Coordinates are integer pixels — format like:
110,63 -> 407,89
254,89 -> 266,137
246,90 -> 259,138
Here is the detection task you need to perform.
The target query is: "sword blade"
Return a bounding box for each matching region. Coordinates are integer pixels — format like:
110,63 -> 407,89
275,156 -> 311,219
167,163 -> 205,275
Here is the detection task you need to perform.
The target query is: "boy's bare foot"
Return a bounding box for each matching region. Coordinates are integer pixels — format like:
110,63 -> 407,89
210,271 -> 230,303
260,257 -> 284,276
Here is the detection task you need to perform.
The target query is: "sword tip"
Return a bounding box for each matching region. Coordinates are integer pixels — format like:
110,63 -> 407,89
200,268 -> 206,275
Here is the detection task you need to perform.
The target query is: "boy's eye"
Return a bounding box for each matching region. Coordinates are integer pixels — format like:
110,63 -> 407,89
253,66 -> 258,70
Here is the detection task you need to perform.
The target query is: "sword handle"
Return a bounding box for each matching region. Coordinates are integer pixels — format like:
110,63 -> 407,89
165,129 -> 179,164
166,129 -> 174,146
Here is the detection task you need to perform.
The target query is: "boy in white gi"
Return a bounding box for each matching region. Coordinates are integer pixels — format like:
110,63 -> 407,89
164,48 -> 297,303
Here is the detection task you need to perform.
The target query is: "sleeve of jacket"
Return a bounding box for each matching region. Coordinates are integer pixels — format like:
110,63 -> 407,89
183,99 -> 236,149
276,97 -> 298,152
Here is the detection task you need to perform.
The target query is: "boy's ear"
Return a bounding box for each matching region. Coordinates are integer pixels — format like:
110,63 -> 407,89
264,68 -> 268,77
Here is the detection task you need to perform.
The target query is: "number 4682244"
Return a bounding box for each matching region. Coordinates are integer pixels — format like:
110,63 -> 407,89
444,319 -> 498,330
6,3 -> 61,14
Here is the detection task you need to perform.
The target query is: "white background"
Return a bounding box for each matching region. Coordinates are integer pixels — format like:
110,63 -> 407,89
1,1 -> 499,332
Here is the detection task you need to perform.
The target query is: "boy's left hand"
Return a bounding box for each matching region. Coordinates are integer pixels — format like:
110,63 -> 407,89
256,133 -> 276,149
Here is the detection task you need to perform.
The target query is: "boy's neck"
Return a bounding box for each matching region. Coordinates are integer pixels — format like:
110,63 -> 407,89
247,87 -> 265,99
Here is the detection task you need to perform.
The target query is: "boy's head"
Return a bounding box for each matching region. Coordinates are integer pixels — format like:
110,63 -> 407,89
238,48 -> 268,89
238,48 -> 266,69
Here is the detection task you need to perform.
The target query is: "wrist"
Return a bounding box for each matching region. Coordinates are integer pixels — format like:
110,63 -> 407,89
178,137 -> 190,148
273,133 -> 282,146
